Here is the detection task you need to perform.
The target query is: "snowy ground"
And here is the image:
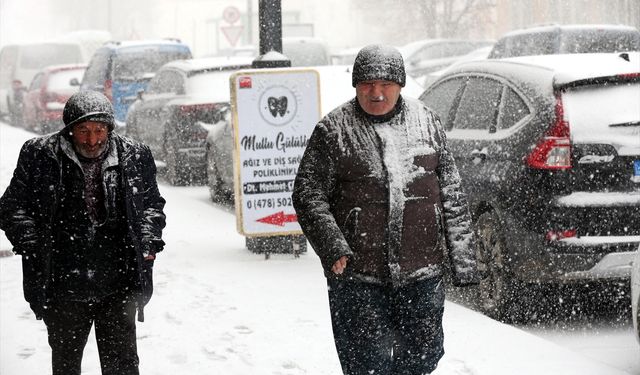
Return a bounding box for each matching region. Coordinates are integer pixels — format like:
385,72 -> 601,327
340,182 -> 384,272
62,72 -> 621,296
1,121 -> 638,374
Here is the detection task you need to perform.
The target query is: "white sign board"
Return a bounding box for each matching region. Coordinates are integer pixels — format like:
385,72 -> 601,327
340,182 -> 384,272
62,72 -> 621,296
230,69 -> 321,236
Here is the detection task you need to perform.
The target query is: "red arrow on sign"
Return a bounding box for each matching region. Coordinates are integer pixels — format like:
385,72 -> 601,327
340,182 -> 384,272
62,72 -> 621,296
257,211 -> 298,226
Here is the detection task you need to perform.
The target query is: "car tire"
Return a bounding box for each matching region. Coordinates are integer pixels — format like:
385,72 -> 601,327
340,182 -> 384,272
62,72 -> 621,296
474,211 -> 522,322
206,147 -> 224,202
245,235 -> 307,256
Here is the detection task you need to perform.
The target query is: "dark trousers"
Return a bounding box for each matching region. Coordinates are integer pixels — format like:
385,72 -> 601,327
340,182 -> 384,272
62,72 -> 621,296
43,293 -> 139,375
327,276 -> 445,375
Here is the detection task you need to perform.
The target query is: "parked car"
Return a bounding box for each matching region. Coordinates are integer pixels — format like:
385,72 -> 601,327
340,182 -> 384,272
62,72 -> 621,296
488,24 -> 640,59
420,52 -> 640,321
205,64 -> 426,203
81,39 -> 192,130
126,56 -> 253,185
0,41 -> 87,126
399,38 -> 494,78
632,243 -> 640,344
21,64 -> 86,134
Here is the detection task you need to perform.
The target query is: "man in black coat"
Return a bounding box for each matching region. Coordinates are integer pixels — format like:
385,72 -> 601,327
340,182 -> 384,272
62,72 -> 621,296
0,90 -> 166,375
293,45 -> 479,375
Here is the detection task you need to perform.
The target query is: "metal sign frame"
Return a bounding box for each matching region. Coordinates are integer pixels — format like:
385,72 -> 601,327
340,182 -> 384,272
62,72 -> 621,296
229,68 -> 321,237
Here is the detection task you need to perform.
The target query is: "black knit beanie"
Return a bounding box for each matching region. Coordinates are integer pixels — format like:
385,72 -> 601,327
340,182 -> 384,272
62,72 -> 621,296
62,91 -> 115,132
352,44 -> 406,87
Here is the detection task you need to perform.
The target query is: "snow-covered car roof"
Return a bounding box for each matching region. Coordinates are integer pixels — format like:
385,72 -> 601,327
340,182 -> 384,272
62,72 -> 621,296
162,56 -> 254,73
103,39 -> 188,49
441,52 -> 640,88
499,23 -> 640,38
504,52 -> 640,86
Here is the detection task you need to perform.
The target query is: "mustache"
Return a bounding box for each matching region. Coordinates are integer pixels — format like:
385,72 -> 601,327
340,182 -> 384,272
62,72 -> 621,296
370,95 -> 385,102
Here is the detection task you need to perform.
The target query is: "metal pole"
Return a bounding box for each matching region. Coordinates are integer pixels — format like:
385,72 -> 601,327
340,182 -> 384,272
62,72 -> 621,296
247,0 -> 253,46
252,0 -> 290,69
258,0 -> 282,55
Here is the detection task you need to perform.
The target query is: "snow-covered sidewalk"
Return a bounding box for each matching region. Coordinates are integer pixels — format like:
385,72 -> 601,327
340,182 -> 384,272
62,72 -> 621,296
0,122 -> 631,374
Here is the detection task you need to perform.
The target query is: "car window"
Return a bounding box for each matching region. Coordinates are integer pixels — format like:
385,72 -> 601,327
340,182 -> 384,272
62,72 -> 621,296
147,70 -> 184,94
561,29 -> 640,53
419,77 -> 466,130
29,72 -> 43,90
48,68 -> 86,93
498,86 -> 529,130
453,76 -> 502,130
502,31 -> 559,57
19,44 -> 83,69
113,48 -> 191,80
83,49 -> 111,86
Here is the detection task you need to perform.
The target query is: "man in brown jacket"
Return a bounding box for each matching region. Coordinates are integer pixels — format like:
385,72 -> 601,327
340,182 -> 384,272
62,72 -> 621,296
292,45 -> 479,375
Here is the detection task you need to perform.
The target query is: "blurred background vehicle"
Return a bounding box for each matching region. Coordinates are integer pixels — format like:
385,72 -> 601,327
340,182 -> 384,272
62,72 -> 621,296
329,46 -> 362,66
81,39 -> 192,130
21,63 -> 86,134
0,41 -> 86,126
399,38 -> 494,78
282,37 -> 330,66
633,243 -> 640,344
420,52 -> 640,322
212,37 -> 331,67
126,56 -> 252,185
488,24 -> 640,59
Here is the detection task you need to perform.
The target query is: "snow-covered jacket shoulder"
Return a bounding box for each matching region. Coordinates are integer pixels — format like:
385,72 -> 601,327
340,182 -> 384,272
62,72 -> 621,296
293,97 -> 478,286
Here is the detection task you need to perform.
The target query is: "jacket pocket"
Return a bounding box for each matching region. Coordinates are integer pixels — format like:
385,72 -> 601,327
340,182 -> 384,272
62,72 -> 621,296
342,207 -> 361,246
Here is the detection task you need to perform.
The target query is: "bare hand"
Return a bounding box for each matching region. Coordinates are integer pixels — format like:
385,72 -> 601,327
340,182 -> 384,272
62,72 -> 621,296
332,256 -> 348,274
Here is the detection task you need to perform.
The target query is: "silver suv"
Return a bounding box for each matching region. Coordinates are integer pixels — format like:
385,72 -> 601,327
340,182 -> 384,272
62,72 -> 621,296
489,24 -> 640,59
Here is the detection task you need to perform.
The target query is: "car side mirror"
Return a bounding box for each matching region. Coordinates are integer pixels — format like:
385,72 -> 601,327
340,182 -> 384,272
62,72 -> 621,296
69,78 -> 80,86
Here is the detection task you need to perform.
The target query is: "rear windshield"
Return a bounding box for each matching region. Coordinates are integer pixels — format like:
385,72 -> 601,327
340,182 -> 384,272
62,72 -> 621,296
113,48 -> 191,80
48,68 -> 85,92
186,69 -> 239,101
82,49 -> 110,86
19,44 -> 83,69
563,81 -> 640,155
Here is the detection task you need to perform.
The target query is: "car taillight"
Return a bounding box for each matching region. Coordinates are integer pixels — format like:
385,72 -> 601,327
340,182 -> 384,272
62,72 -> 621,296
104,79 -> 113,102
545,229 -> 577,241
526,94 -> 572,170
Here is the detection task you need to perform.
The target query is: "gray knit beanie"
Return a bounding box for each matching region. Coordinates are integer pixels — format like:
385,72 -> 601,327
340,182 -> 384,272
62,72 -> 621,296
352,44 -> 406,87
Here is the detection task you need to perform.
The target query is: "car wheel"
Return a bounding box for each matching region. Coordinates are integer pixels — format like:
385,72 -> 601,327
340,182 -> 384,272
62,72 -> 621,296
245,235 -> 307,257
165,146 -> 187,186
206,147 -> 225,202
474,211 -> 521,322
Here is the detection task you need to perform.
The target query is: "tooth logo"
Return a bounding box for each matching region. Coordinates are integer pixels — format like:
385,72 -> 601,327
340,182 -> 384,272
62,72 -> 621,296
259,85 -> 298,126
267,96 -> 288,117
